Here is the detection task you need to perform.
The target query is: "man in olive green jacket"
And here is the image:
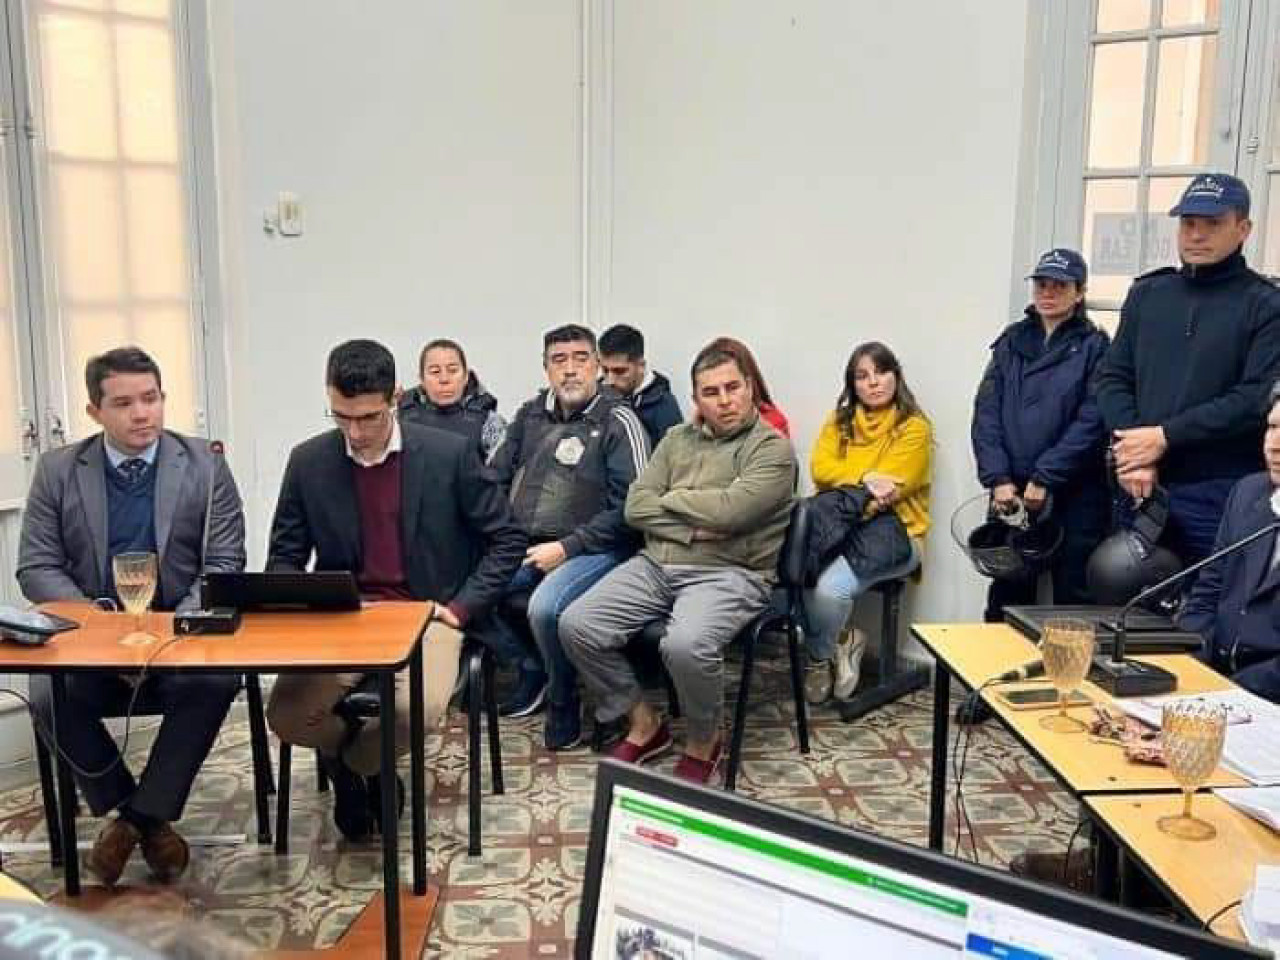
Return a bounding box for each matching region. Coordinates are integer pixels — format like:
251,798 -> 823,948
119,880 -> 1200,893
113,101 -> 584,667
560,342 -> 795,784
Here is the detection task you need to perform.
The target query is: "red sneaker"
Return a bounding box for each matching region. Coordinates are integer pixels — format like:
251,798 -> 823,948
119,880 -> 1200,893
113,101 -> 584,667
608,722 -> 673,765
674,740 -> 724,785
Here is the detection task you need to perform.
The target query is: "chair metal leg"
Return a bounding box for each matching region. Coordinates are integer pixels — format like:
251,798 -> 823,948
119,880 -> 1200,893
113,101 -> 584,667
315,750 -> 329,793
34,732 -> 62,868
786,619 -> 811,754
244,674 -> 274,844
725,626 -> 758,792
274,741 -> 292,855
481,648 -> 504,796
880,582 -> 902,681
467,648 -> 483,856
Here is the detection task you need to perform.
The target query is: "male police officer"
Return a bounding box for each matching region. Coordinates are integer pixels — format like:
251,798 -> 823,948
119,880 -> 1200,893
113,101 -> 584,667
1097,173 -> 1280,566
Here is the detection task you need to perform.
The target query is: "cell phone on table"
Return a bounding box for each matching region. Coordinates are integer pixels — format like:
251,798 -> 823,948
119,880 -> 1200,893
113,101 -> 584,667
0,605 -> 79,645
996,686 -> 1091,711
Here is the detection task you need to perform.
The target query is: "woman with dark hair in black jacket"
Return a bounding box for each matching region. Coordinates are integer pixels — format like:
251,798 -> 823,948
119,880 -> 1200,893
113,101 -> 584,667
398,338 -> 507,461
971,248 -> 1111,624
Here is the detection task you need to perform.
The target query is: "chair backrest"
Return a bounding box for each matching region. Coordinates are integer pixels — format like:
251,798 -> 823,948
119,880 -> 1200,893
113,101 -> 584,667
776,499 -> 812,590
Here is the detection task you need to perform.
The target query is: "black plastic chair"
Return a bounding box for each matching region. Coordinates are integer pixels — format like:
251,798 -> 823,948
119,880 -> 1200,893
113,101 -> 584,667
273,637 -> 503,857
34,673 -> 276,866
607,501 -> 813,791
834,577 -> 931,722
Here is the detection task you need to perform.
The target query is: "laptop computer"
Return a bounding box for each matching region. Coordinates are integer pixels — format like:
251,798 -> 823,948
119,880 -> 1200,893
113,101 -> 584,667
1004,605 -> 1203,655
200,571 -> 362,612
577,760 -> 1262,959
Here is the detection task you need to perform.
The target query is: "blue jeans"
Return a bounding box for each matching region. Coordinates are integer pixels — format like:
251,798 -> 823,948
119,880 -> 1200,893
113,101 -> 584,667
505,551 -> 627,712
1165,478 -> 1237,567
803,544 -> 921,661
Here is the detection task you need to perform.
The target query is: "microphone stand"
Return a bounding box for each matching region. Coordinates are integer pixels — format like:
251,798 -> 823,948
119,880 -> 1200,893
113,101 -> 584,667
1090,518 -> 1280,697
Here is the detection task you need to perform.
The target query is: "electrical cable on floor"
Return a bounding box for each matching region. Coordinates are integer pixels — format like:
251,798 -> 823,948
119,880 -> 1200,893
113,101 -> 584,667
953,678 -> 998,863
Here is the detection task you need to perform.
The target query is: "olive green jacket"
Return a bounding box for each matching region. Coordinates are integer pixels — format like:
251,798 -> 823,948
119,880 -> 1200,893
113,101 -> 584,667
624,414 -> 795,579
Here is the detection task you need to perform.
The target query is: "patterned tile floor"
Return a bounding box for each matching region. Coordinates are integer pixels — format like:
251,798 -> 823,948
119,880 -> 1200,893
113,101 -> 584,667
0,654 -> 1076,957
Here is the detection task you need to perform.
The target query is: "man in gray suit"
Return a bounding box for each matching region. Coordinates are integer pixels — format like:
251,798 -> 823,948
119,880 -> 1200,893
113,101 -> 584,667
17,346 -> 246,887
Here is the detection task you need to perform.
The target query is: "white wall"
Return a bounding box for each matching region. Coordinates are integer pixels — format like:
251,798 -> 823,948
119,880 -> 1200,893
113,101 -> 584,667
208,0 -> 585,564
603,2 -> 1032,625
208,0 -> 1033,618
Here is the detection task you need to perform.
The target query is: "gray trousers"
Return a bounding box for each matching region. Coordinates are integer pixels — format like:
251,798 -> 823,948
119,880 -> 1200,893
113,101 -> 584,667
560,555 -> 770,743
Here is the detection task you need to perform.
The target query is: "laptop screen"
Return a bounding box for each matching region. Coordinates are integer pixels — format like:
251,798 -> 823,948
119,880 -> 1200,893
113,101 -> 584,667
578,763 -> 1262,960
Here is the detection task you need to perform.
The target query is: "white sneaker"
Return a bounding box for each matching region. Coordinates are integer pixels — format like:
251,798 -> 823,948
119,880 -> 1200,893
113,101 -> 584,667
803,656 -> 834,705
833,628 -> 868,700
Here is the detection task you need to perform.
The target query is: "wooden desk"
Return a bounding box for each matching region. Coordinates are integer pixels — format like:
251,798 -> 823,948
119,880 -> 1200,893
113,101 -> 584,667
1085,793 -> 1280,942
1,601 -> 432,960
0,872 -> 41,903
913,623 -> 1247,851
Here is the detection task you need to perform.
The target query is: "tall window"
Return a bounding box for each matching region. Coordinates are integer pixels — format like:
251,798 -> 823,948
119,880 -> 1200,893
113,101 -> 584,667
0,0 -> 213,504
1080,0 -> 1228,329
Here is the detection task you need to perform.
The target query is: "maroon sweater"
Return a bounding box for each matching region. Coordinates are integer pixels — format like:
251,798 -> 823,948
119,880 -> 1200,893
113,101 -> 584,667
352,454 -> 412,601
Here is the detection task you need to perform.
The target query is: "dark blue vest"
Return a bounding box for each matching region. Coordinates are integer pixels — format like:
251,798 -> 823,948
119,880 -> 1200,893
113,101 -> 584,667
104,459 -> 158,599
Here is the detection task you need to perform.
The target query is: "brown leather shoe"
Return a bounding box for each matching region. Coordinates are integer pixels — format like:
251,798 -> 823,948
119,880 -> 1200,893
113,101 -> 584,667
140,822 -> 190,883
1010,848 -> 1094,893
86,818 -> 141,887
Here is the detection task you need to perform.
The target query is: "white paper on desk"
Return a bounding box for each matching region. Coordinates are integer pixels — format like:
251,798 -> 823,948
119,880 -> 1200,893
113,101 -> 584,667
1111,688 -> 1278,728
1112,690 -> 1280,785
1215,786 -> 1280,831
1255,865 -> 1280,921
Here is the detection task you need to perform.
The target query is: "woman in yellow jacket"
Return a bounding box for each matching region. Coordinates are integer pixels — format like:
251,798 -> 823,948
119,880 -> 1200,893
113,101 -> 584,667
806,342 -> 932,705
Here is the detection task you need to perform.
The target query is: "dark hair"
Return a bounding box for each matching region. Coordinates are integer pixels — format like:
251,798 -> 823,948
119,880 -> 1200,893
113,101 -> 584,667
543,323 -> 597,355
701,337 -> 776,406
85,346 -> 162,407
326,339 -> 397,400
599,324 -> 645,360
834,341 -> 926,453
690,345 -> 745,387
1268,378 -> 1280,415
419,338 -> 468,374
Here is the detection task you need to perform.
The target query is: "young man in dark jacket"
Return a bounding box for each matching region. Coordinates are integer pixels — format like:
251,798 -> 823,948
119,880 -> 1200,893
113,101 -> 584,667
489,324 -> 650,748
397,338 -> 507,461
972,248 -> 1111,621
1178,381 -> 1280,704
266,339 -> 525,840
599,324 -> 684,447
1096,174 -> 1280,565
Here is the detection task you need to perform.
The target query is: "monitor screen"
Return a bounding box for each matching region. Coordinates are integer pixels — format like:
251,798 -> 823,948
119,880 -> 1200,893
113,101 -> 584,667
578,762 -> 1262,960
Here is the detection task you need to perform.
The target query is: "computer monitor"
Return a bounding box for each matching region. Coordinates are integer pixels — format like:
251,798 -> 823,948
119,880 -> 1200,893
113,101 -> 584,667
577,761 -> 1264,960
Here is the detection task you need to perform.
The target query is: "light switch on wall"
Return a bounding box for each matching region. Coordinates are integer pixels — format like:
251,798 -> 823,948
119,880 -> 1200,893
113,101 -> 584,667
277,192 -> 303,236
264,192 -> 303,237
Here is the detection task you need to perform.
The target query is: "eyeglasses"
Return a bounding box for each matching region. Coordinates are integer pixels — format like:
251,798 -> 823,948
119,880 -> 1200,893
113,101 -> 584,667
325,407 -> 393,429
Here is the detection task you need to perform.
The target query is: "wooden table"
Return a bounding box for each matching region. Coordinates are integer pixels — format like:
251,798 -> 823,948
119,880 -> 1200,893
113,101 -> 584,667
7,601 -> 433,960
1085,793 -> 1280,942
913,623 -> 1247,852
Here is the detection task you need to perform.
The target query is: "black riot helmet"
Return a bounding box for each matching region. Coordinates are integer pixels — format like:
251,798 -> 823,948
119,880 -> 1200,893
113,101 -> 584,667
1086,487 -> 1183,605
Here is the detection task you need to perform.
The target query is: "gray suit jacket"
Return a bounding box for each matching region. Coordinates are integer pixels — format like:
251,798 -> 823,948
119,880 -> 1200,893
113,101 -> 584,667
17,431 -> 246,612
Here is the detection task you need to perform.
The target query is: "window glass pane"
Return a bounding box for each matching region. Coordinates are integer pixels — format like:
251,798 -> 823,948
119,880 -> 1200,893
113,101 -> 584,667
0,180 -> 22,460
46,0 -> 107,10
1088,42 -> 1147,169
1090,309 -> 1122,336
51,164 -> 124,302
1162,0 -> 1220,27
1272,67 -> 1280,163
1151,36 -> 1217,166
1264,173 -> 1280,277
1144,176 -> 1193,271
1084,178 -> 1140,301
116,21 -> 179,162
37,14 -> 117,161
1096,0 -> 1151,32
33,0 -> 202,440
124,168 -> 187,299
115,0 -> 171,18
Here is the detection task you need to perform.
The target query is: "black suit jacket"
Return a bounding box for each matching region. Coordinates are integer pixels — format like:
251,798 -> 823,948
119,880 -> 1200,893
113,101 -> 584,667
1179,471 -> 1280,702
267,421 -> 526,625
